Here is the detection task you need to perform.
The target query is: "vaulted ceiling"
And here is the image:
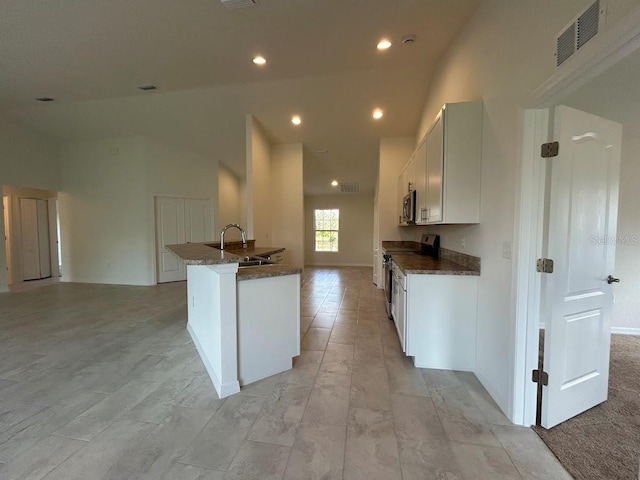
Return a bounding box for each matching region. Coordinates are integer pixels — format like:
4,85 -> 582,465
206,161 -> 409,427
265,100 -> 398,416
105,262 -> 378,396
1,0 -> 480,194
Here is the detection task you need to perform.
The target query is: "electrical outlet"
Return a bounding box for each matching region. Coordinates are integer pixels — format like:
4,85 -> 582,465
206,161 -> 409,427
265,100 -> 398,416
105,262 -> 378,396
461,237 -> 466,250
502,241 -> 512,260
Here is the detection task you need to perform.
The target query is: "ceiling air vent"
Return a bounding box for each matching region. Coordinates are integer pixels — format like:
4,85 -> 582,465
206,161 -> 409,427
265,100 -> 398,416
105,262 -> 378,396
221,0 -> 257,9
577,0 -> 600,49
339,183 -> 359,194
556,24 -> 575,67
555,0 -> 604,67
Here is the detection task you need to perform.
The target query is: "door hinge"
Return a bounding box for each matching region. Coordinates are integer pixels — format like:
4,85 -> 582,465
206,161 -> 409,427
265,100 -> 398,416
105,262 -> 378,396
541,141 -> 559,158
532,369 -> 549,386
536,258 -> 554,273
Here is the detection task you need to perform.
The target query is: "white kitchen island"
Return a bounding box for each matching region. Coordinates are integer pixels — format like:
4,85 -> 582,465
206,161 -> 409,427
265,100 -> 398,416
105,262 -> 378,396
167,242 -> 301,399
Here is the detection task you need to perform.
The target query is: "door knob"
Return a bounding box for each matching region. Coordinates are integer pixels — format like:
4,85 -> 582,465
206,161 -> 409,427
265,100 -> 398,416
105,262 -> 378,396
607,275 -> 620,284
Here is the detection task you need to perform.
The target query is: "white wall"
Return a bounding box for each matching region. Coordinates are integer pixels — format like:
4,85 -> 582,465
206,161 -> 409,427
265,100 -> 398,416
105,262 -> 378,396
59,136 -> 150,285
218,163 -> 244,242
612,131 -> 640,332
59,135 -> 217,285
377,138 -> 415,241
271,144 -> 304,267
411,0 -> 639,415
374,137 -> 415,286
245,117 -> 305,262
305,194 -> 374,267
246,116 -> 272,247
0,119 -> 60,292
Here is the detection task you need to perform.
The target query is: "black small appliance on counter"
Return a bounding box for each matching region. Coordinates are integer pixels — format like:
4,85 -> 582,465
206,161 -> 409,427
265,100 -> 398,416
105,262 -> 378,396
419,233 -> 440,258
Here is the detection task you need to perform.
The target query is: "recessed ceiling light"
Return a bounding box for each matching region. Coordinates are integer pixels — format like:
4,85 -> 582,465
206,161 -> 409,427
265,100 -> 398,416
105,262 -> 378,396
377,39 -> 392,50
372,108 -> 384,120
331,180 -> 339,187
36,97 -> 54,102
253,56 -> 267,65
137,85 -> 157,91
291,115 -> 302,126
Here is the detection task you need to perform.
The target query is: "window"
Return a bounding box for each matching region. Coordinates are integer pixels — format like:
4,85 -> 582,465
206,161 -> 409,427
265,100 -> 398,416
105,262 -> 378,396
314,208 -> 339,252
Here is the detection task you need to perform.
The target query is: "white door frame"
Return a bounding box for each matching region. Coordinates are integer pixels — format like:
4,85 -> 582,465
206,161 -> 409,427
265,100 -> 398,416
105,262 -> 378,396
510,7 -> 640,426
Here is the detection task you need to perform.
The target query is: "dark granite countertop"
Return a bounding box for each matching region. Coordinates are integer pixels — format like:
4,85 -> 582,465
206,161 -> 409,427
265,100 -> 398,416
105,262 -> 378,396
390,253 -> 479,276
166,241 -> 285,266
237,265 -> 302,281
166,242 -> 300,280
382,240 -> 480,276
381,241 -> 421,254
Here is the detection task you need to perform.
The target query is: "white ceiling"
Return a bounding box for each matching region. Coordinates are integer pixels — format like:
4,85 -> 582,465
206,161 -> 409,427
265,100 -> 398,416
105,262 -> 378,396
0,0 -> 480,195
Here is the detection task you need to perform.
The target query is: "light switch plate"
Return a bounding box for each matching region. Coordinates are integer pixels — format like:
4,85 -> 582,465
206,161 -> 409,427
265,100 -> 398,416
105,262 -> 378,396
502,241 -> 512,260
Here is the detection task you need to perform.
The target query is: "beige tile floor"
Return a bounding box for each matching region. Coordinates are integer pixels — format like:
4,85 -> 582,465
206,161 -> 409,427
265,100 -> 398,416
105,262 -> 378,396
0,267 -> 571,479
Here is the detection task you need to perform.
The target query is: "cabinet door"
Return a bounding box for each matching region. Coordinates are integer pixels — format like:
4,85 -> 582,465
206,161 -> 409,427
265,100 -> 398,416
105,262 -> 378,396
397,280 -> 406,352
426,113 -> 444,223
406,153 -> 416,192
413,137 -> 428,224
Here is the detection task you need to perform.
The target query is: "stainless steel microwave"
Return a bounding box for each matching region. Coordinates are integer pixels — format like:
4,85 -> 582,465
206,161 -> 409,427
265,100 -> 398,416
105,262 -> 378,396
402,190 -> 417,224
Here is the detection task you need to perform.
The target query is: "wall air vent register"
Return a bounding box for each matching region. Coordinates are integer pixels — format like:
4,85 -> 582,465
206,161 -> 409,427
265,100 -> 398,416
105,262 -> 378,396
221,0 -> 257,9
556,0 -> 605,67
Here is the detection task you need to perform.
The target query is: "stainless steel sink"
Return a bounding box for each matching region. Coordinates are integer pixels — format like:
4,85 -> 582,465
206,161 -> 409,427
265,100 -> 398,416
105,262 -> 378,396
238,258 -> 275,268
204,245 -> 276,268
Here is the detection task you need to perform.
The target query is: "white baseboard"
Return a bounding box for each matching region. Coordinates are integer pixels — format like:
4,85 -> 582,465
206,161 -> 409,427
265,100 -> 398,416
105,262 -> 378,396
611,327 -> 640,336
187,323 -> 240,398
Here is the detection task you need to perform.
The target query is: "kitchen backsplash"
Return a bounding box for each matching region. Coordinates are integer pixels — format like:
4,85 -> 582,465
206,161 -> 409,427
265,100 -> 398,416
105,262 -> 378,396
440,248 -> 481,272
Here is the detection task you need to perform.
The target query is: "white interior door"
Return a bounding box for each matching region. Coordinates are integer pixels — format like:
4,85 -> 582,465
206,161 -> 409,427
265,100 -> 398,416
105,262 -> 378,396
2,196 -> 11,283
156,197 -> 186,283
542,105 -> 622,429
36,199 -> 51,278
20,198 -> 41,281
185,199 -> 213,243
47,199 -> 60,277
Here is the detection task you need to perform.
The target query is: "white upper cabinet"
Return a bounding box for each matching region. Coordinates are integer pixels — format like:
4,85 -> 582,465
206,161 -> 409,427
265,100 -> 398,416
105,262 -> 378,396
413,138 -> 428,224
402,101 -> 482,226
427,101 -> 482,224
425,114 -> 444,223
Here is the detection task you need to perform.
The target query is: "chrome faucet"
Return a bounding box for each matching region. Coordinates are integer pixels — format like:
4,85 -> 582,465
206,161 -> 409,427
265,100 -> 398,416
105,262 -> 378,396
220,224 -> 247,250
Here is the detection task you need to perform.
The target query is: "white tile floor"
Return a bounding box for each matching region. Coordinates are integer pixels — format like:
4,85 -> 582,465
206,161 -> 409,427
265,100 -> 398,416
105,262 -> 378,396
0,267 -> 571,479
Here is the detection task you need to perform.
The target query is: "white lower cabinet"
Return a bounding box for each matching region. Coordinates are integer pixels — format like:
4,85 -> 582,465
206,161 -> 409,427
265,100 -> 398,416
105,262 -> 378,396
403,273 -> 478,371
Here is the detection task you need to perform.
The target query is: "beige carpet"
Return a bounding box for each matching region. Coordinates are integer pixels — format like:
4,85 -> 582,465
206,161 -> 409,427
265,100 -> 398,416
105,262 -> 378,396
534,334 -> 640,480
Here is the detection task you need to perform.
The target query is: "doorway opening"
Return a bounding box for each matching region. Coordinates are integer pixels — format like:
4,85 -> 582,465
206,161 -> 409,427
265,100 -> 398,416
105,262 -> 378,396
512,9 -> 640,429
2,185 -> 62,286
